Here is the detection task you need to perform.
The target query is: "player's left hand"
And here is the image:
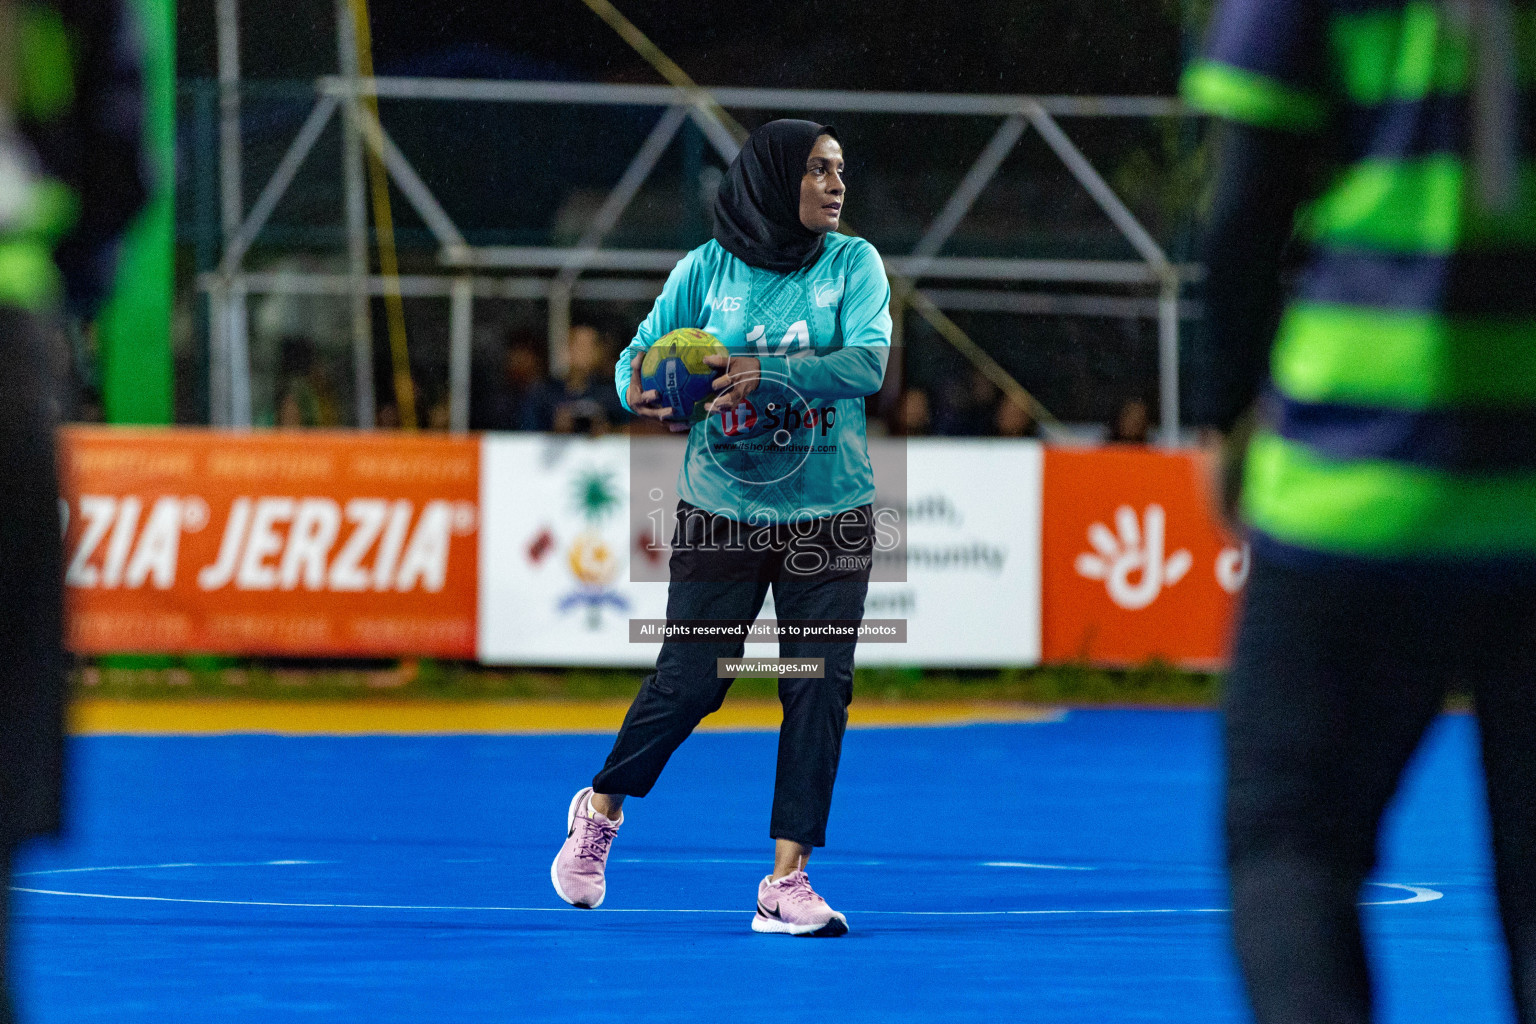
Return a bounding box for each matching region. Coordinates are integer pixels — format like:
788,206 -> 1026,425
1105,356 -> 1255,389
1196,409 -> 1254,537
704,354 -> 761,413
627,354 -> 690,432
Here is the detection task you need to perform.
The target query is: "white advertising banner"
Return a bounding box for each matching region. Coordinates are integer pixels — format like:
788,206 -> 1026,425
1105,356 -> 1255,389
478,435 -> 1042,667
856,439 -> 1042,666
478,434 -> 668,666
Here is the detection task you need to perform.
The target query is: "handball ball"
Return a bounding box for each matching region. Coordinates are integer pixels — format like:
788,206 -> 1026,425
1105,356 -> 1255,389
640,328 -> 727,422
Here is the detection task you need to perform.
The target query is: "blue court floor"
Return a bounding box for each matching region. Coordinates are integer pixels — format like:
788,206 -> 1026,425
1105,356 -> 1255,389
11,710 -> 1511,1022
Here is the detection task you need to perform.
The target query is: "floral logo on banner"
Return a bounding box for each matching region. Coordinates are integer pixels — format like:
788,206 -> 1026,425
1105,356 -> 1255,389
525,468 -> 629,630
1074,504 -> 1192,610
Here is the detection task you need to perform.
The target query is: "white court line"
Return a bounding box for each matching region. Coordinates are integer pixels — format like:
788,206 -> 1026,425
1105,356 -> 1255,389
15,860 -> 327,877
8,879 -> 1443,916
613,858 -> 887,866
863,907 -> 1229,916
617,859 -> 1092,870
9,888 -> 742,912
1361,884 -> 1443,906
866,885 -> 1442,915
23,857 -> 1089,873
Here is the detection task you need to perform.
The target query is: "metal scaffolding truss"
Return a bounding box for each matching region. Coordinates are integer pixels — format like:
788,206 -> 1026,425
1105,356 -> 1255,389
204,1 -> 1199,438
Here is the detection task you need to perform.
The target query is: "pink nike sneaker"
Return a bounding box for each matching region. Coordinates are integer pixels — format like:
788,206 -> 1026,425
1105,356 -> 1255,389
751,870 -> 849,937
551,787 -> 620,908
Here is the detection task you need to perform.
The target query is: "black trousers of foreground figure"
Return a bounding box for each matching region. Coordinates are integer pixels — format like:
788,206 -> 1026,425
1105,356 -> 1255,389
1226,552 -> 1536,1024
594,501 -> 872,848
0,308 -> 68,1024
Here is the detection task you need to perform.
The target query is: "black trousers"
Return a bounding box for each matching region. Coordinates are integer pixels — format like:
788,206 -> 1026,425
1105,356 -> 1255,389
593,502 -> 872,847
1225,550 -> 1536,1024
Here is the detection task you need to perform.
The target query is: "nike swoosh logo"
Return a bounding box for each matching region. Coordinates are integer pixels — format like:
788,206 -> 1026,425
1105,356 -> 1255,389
757,900 -> 783,920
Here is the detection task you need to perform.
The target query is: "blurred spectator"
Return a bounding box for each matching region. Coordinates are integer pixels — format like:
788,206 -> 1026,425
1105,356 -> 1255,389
74,386 -> 104,425
1108,398 -> 1150,444
890,387 -> 931,437
994,398 -> 1039,438
552,324 -> 624,436
276,336 -> 341,427
479,329 -> 556,431
376,403 -> 400,429
933,368 -> 999,435
427,397 -> 452,431
277,391 -> 305,428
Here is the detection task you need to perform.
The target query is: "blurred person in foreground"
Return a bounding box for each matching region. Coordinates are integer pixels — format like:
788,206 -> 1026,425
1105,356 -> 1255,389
0,0 -> 148,1018
1185,0 -> 1536,1021
550,323 -> 624,435
550,120 -> 890,937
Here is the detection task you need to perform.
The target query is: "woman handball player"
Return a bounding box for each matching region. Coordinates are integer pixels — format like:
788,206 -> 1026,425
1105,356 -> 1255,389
551,119 -> 892,937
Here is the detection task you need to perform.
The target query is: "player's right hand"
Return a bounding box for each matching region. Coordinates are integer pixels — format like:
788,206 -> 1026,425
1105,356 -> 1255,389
628,355 -> 690,432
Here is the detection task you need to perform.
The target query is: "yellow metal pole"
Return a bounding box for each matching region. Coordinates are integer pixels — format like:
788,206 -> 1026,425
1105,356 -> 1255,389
347,0 -> 417,430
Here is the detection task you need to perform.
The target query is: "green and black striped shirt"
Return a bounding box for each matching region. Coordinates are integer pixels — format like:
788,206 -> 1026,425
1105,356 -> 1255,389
1185,0 -> 1536,562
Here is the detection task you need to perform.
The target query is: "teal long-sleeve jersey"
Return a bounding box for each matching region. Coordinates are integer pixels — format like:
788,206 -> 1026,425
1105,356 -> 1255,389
615,233 -> 892,524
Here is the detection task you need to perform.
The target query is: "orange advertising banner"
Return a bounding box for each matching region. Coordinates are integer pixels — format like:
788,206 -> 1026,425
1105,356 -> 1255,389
60,428 -> 479,658
1041,447 -> 1248,669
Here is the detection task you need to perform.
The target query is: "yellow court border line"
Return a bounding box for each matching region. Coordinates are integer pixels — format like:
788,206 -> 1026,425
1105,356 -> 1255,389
69,699 -> 1066,736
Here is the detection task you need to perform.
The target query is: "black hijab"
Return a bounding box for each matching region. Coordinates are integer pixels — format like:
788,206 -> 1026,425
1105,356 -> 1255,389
712,119 -> 838,274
